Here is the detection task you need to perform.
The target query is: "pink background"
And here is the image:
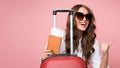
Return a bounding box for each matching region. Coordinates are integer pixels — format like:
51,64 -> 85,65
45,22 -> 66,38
0,0 -> 120,68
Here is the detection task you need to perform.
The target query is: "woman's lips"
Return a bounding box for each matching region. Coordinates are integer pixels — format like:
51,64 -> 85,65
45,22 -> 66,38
80,22 -> 87,28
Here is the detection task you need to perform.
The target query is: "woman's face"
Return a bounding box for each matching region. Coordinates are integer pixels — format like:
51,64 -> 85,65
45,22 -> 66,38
75,7 -> 89,31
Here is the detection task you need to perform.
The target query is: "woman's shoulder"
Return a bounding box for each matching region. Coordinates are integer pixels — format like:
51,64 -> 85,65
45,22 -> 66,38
95,38 -> 99,43
93,38 -> 99,48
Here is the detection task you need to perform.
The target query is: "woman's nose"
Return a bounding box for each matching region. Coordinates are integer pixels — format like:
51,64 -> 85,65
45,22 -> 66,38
83,17 -> 87,21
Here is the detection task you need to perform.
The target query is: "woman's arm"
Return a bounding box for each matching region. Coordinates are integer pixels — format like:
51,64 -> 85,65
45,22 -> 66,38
100,50 -> 109,68
100,42 -> 111,68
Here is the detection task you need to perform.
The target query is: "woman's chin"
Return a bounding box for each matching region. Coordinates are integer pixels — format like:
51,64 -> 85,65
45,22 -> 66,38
78,27 -> 87,31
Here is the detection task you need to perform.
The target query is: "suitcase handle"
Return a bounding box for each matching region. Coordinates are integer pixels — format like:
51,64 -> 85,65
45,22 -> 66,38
49,54 -> 77,58
53,9 -> 73,15
53,9 -> 73,54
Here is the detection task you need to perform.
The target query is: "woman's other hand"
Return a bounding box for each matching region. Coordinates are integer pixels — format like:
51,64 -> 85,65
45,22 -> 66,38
41,50 -> 53,60
100,42 -> 112,68
101,42 -> 112,54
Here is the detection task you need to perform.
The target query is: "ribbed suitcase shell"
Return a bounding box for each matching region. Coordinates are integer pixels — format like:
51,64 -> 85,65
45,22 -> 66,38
40,55 -> 86,68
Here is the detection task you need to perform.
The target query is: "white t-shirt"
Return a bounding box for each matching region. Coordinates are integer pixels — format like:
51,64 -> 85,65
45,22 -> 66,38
59,38 -> 102,68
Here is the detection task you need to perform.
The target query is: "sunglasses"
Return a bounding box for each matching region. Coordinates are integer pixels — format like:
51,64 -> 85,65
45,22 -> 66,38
75,12 -> 92,21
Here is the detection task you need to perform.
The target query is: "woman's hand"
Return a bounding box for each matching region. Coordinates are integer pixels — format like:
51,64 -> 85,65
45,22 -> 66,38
101,42 -> 112,54
100,42 -> 112,68
41,50 -> 53,60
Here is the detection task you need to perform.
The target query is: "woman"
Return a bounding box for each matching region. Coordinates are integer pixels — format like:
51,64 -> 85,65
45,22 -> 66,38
42,4 -> 111,68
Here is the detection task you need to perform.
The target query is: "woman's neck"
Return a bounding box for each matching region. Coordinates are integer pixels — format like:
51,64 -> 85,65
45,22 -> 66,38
77,30 -> 83,39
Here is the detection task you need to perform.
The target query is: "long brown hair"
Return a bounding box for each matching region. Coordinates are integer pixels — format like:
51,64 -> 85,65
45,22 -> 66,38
65,4 -> 96,64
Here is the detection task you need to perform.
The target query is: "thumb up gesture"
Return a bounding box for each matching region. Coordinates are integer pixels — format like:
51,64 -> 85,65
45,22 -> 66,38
101,42 -> 112,54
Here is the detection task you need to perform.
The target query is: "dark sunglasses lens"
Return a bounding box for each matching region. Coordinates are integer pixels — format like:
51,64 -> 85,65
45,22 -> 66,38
76,12 -> 84,20
85,14 -> 92,20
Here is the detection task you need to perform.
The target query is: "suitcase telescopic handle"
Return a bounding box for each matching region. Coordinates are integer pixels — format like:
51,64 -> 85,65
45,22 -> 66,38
53,9 -> 73,15
52,9 -> 73,28
53,9 -> 74,54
